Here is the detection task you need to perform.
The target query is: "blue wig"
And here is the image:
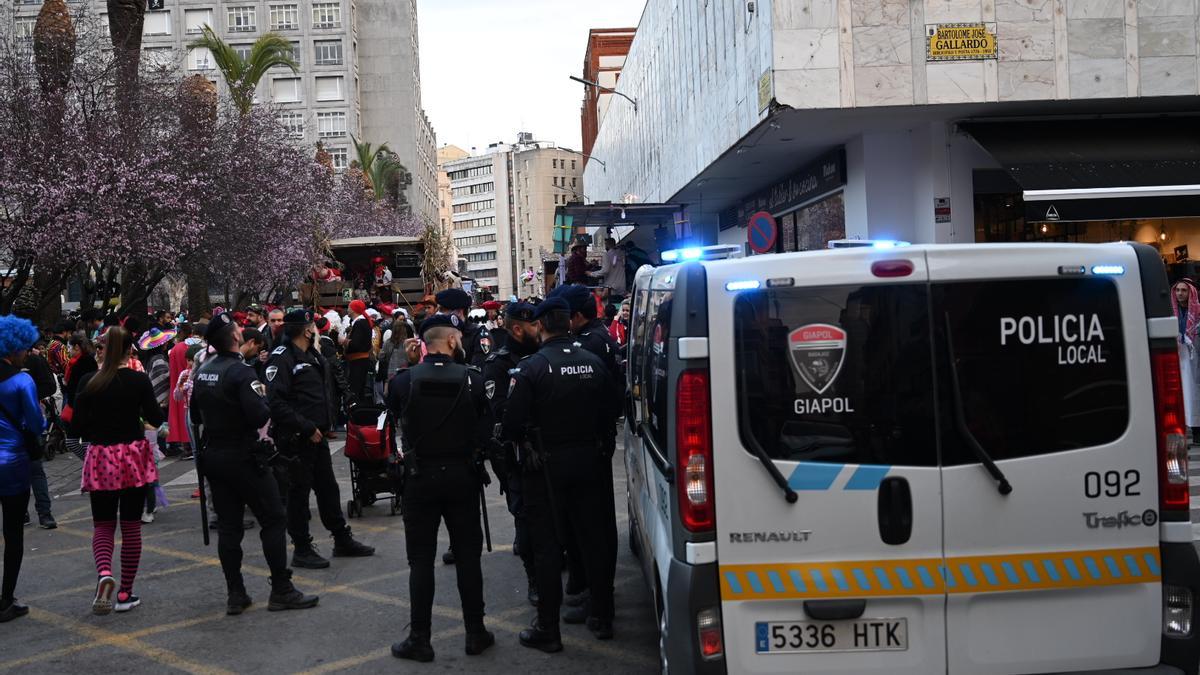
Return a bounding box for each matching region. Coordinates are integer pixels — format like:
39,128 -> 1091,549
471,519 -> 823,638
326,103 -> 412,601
0,315 -> 39,356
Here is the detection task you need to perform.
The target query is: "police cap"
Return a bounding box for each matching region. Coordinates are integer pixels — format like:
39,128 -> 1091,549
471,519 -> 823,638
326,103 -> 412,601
283,309 -> 315,326
505,301 -> 537,323
419,312 -> 462,338
435,288 -> 472,311
205,311 -> 237,341
533,297 -> 570,320
554,284 -> 592,313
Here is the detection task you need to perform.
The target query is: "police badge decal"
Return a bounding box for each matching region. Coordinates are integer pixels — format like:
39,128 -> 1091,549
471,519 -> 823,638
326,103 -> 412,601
787,323 -> 847,394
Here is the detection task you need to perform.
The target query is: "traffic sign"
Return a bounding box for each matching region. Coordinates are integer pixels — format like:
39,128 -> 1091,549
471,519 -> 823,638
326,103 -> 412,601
747,211 -> 778,254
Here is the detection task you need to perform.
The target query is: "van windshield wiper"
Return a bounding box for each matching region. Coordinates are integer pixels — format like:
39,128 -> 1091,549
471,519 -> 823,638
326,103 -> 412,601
746,435 -> 799,504
943,313 -> 1013,496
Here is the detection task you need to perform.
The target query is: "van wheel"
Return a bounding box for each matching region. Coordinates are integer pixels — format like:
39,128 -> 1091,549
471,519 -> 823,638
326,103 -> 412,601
655,573 -> 669,675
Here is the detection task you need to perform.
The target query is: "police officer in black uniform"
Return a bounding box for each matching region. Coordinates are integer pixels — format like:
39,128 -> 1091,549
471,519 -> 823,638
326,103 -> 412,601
502,297 -> 621,652
480,301 -> 540,605
266,309 -> 374,569
539,285 -> 622,623
386,313 -> 495,662
436,288 -> 490,368
189,312 -> 319,614
433,288 -> 489,565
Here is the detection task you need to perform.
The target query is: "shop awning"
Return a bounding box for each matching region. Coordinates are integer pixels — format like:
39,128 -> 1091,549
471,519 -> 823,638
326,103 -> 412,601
961,117 -> 1200,190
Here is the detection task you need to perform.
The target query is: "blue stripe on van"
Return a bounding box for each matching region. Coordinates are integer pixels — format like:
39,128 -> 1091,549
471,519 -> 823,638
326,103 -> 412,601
873,568 -> 894,590
1144,553 -> 1161,575
767,571 -> 785,593
843,465 -> 891,490
1124,555 -> 1143,577
788,570 -> 808,593
724,572 -> 743,594
746,572 -> 766,594
1021,560 -> 1042,584
787,462 -> 844,490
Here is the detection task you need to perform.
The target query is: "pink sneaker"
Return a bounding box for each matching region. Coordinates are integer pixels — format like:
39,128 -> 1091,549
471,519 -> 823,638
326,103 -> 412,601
93,575 -> 115,615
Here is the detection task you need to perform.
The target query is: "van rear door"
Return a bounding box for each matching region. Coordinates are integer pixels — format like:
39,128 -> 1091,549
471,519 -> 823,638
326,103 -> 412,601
708,250 -> 945,674
928,244 -> 1160,674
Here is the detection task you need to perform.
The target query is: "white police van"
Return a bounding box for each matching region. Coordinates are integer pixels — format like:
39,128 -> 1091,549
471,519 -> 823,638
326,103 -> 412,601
624,241 -> 1200,674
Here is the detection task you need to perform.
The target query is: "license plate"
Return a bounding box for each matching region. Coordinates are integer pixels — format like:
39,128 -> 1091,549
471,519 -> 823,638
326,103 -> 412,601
755,618 -> 908,654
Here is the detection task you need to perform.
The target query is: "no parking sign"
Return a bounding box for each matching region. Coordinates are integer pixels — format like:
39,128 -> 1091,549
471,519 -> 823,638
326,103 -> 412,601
747,211 -> 777,254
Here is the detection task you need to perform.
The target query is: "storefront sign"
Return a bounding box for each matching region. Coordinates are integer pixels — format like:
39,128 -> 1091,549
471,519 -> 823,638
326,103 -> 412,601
935,197 -> 951,223
726,148 -> 847,230
926,23 -> 997,61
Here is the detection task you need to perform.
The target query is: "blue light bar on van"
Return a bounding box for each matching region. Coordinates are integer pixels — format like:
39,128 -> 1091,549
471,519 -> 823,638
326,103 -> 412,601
661,244 -> 744,263
872,240 -> 912,249
1091,265 -> 1125,275
725,280 -> 761,291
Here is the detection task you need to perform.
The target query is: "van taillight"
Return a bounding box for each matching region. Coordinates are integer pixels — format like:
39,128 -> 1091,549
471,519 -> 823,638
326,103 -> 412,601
1151,348 -> 1189,514
677,369 -> 715,532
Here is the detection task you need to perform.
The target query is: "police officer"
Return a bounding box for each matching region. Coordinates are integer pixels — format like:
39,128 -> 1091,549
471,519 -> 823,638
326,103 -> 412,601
266,309 -> 374,569
547,284 -> 623,623
480,301 -> 540,605
436,288 -> 490,368
386,313 -> 495,661
433,287 -> 489,566
189,312 -> 319,614
502,297 -> 621,652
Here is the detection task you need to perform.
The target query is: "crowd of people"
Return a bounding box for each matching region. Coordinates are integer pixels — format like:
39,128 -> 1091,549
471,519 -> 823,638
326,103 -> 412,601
0,278 -> 632,662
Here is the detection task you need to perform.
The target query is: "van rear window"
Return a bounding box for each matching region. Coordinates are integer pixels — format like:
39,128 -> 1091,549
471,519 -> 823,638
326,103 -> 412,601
733,284 -> 938,467
933,277 -> 1128,464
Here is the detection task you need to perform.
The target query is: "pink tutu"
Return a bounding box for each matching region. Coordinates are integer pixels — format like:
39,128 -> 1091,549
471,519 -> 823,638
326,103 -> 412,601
81,438 -> 158,493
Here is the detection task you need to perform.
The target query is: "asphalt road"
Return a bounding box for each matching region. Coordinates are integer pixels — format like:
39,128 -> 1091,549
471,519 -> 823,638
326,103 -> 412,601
1,441 -> 659,673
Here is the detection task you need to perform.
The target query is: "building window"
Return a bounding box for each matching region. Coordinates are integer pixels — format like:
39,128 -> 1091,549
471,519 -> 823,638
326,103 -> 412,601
452,234 -> 497,247
143,47 -> 174,69
277,112 -> 304,138
14,17 -> 36,40
227,6 -> 256,32
317,111 -> 347,137
143,11 -> 171,35
272,77 -> 301,103
312,3 -> 341,29
187,47 -> 214,70
273,42 -> 301,66
184,8 -> 213,34
313,39 -> 342,65
552,176 -> 558,186
571,160 -> 577,170
472,268 -> 499,278
450,182 -> 494,197
452,200 -> 495,214
315,75 -> 343,101
552,158 -> 558,169
269,4 -> 298,30
571,177 -> 577,187
233,44 -> 252,61
447,165 -> 492,180
327,146 -> 348,170
464,251 -> 497,262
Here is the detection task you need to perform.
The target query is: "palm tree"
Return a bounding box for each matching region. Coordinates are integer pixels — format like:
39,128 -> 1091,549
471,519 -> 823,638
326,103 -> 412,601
188,25 -> 298,117
351,135 -> 409,202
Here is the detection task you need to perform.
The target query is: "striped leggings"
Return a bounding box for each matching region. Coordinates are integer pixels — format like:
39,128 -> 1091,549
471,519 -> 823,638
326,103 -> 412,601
89,486 -> 147,595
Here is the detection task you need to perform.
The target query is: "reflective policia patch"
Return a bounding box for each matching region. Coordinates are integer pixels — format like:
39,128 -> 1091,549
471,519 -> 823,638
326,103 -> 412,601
788,323 -> 847,394
485,380 -> 495,399
265,366 -> 278,382
719,546 -> 1161,601
251,381 -> 267,397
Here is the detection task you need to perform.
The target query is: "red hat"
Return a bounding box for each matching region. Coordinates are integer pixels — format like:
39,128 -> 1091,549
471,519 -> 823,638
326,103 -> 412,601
349,299 -> 367,315
481,301 -> 501,311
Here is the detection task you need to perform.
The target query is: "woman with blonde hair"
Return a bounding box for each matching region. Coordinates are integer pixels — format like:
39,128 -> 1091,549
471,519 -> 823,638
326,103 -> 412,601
72,326 -> 164,614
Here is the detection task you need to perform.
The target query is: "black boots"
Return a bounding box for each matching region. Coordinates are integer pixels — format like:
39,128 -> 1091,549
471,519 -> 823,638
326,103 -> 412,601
442,547 -> 456,565
465,628 -> 495,656
586,616 -> 614,640
527,579 -> 539,607
519,618 -> 563,653
392,631 -> 435,662
0,599 -> 29,623
332,528 -> 375,558
563,601 -> 589,624
291,538 -> 331,569
226,582 -> 253,616
267,572 -> 319,612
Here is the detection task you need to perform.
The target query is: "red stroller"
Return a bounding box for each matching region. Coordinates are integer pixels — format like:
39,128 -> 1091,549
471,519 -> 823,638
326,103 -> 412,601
343,405 -> 403,517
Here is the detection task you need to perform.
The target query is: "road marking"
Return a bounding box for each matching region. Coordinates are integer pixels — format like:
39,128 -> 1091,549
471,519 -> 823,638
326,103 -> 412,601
6,607 -> 237,675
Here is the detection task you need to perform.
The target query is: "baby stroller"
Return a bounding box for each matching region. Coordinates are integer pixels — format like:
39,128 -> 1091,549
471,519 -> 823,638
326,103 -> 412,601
343,405 -> 403,518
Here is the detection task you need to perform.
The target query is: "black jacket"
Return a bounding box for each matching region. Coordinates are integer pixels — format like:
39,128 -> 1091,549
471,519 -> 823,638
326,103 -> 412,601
265,341 -> 331,438
190,352 -> 270,445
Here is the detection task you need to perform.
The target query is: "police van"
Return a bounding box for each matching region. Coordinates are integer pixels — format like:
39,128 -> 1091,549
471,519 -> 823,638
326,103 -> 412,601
623,241 -> 1200,674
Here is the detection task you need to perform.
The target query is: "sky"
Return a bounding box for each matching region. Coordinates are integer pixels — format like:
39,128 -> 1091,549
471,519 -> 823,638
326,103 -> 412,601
418,0 -> 647,155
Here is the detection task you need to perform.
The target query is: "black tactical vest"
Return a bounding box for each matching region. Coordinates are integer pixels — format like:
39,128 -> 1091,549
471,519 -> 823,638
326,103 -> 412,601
401,361 -> 475,459
192,354 -> 255,444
